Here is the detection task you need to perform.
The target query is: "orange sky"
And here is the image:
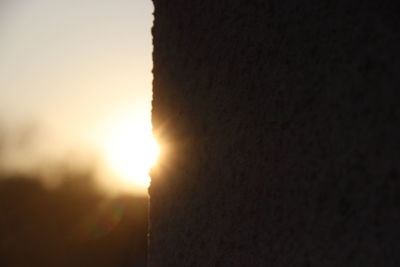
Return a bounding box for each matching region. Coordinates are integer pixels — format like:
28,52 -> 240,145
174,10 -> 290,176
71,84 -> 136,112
0,0 -> 154,195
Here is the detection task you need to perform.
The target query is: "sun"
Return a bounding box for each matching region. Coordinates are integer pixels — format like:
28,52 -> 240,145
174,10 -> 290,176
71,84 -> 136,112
102,114 -> 159,193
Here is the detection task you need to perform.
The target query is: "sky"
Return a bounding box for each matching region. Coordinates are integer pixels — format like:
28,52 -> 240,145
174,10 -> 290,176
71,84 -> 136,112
0,0 -> 154,195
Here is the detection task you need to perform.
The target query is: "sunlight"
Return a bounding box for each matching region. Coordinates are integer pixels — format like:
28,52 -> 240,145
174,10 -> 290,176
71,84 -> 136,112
102,113 -> 159,193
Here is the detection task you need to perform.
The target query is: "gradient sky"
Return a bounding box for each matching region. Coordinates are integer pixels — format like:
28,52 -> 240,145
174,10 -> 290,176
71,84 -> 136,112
0,0 -> 154,193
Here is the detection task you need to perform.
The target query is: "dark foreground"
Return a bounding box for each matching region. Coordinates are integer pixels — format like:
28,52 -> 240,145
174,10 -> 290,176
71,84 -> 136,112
0,171 -> 147,267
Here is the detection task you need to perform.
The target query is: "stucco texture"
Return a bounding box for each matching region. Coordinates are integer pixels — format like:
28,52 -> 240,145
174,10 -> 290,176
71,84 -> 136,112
149,1 -> 399,266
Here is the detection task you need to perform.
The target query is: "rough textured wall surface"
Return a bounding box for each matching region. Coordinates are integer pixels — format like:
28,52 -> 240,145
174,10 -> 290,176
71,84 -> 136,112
149,1 -> 399,266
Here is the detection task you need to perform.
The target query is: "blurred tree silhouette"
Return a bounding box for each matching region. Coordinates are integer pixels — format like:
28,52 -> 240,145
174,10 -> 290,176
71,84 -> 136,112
0,129 -> 148,267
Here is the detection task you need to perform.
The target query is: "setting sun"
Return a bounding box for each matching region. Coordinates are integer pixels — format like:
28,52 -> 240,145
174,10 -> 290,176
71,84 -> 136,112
102,114 -> 159,193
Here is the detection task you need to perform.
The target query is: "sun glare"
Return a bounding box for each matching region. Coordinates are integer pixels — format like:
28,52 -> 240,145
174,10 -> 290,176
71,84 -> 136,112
102,114 -> 159,193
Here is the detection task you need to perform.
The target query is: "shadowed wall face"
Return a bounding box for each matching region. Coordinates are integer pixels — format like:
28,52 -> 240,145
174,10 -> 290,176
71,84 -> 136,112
150,1 -> 399,266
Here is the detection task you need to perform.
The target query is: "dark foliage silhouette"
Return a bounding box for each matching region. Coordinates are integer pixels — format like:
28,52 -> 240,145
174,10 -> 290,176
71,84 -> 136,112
0,170 -> 147,267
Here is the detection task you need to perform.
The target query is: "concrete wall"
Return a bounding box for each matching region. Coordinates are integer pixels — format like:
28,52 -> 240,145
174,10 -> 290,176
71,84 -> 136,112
149,1 -> 399,266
